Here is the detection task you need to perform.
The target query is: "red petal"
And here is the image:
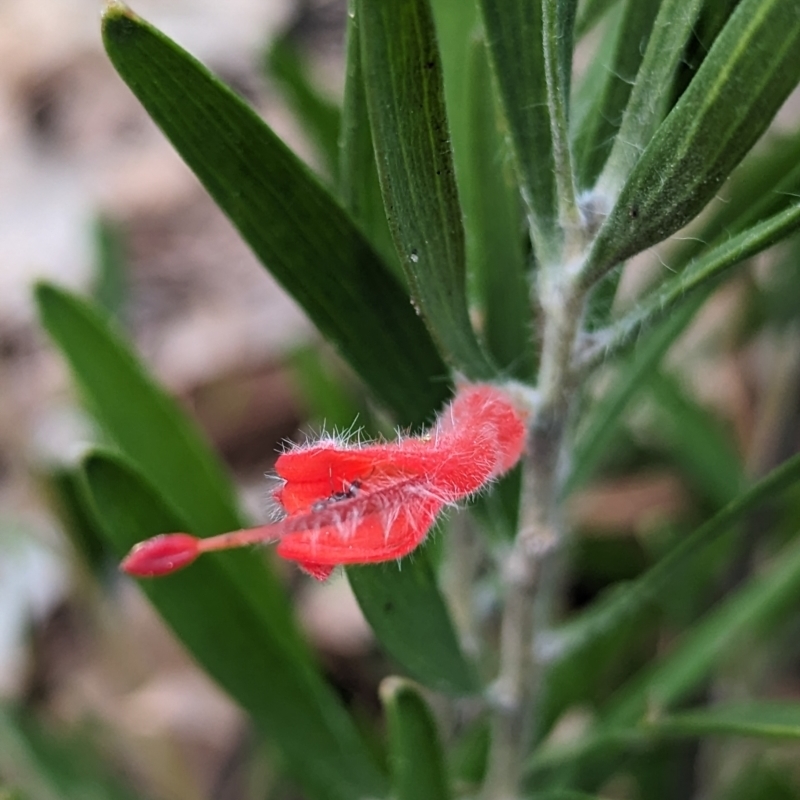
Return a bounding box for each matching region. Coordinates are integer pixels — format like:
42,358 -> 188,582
275,496 -> 442,569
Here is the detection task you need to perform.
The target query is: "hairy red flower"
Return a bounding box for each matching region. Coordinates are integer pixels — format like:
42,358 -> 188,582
121,383 -> 529,580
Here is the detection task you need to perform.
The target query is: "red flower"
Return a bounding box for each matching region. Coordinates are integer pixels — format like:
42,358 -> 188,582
121,383 -> 529,580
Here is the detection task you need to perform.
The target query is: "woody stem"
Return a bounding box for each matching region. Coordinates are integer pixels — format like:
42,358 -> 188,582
483,273 -> 585,800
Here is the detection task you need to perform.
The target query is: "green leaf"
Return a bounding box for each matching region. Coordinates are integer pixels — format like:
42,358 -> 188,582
34,283 -> 302,657
586,202 -> 800,369
0,706 -> 141,800
553,449 -> 800,663
647,370 -> 744,507
347,548 -> 478,695
478,0 -> 559,264
265,35 -> 341,179
381,678 -> 451,800
607,534 -> 800,726
528,535 -> 800,778
356,0 -> 494,378
567,294 -> 705,494
652,702 -> 800,740
92,215 -> 127,322
42,466 -> 108,574
598,0 -> 702,195
339,1 -> 399,272
101,3 -> 446,426
573,0 -> 659,187
463,35 -> 533,375
528,700 -> 800,777
83,452 -> 387,800
584,0 -> 800,284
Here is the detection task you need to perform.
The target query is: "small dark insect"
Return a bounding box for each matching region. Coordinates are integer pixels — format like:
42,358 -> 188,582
311,480 -> 362,512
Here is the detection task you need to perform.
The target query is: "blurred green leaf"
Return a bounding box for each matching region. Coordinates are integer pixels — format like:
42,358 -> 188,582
527,701 -> 800,775
101,3 -> 447,426
606,534 -> 800,726
554,449 -> 800,664
478,0 -> 559,264
567,294 -> 704,493
573,0 -> 659,187
83,451 -> 387,800
588,202 -> 800,368
265,35 -> 341,179
528,534 -> 800,780
647,370 -> 744,507
356,0 -> 494,378
381,678 -> 451,800
463,36 -> 533,375
598,0 -> 702,195
35,283 -> 306,661
347,547 -> 478,695
92,216 -> 127,323
339,2 -> 398,272
42,466 -> 107,574
449,717 -> 489,789
585,0 -> 800,283
0,707 -> 140,800
653,702 -> 800,739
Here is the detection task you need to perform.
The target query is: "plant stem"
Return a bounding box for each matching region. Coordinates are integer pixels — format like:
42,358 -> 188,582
483,279 -> 584,799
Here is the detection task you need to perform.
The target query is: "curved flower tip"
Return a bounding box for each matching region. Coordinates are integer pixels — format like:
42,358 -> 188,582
120,382 -> 530,580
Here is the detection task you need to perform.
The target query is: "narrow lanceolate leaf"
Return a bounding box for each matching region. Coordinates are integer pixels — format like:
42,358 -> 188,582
583,202 -> 800,370
567,296 -> 704,494
381,678 -> 452,800
339,1 -> 398,272
265,35 -> 342,179
478,0 -> 559,265
606,533 -> 800,727
583,0 -> 800,285
464,36 -> 533,375
35,284 -> 303,655
348,547 -> 478,695
355,0 -> 492,379
529,536 -> 800,779
573,0 -> 660,188
101,3 -> 447,427
553,450 -> 800,662
527,702 -> 800,774
652,702 -> 800,741
83,453 -> 387,800
648,370 -> 743,508
598,0 -> 702,195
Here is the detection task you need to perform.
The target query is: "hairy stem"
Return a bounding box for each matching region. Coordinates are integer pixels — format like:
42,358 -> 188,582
483,279 -> 584,799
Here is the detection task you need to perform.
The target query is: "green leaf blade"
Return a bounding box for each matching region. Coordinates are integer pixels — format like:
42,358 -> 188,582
478,0 -> 559,264
585,0 -> 800,283
35,283 -> 302,660
347,550 -> 478,696
356,0 -> 493,378
83,452 -> 387,800
381,678 -> 452,800
101,3 -> 447,426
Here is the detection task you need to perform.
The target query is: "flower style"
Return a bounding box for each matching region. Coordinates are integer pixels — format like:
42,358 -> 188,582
121,383 -> 529,580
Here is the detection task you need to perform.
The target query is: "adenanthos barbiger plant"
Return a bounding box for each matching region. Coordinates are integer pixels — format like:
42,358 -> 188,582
29,0 -> 800,799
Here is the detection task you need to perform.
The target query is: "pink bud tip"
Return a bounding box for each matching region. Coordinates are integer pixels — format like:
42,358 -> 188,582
121,533 -> 200,577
